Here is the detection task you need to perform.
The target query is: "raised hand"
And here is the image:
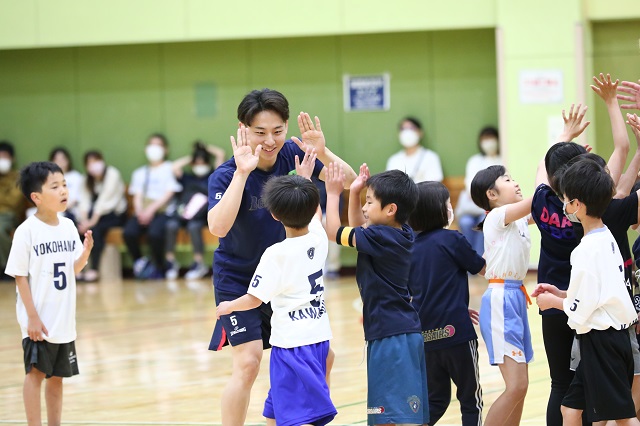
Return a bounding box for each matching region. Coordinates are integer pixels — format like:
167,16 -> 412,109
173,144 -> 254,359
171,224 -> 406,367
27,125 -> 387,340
83,230 -> 94,253
559,103 -> 590,141
231,125 -> 261,174
627,113 -> 640,141
591,73 -> 620,104
350,163 -> 370,194
325,162 -> 345,196
295,147 -> 317,180
617,80 -> 640,110
291,112 -> 326,156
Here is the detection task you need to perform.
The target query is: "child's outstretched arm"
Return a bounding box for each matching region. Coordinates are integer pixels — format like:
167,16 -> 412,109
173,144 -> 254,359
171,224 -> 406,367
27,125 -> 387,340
533,283 -> 566,311
504,196 -> 533,225
348,164 -> 369,228
615,114 -> 640,198
325,162 -> 345,243
617,79 -> 640,110
592,73 -> 630,185
74,230 -> 93,275
216,294 -> 262,319
15,276 -> 49,341
291,112 -> 357,187
294,146 -> 317,180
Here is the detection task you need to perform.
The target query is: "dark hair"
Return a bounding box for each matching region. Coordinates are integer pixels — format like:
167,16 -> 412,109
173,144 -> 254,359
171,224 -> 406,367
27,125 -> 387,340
49,147 -> 74,171
544,142 -> 587,193
148,133 -> 169,147
399,116 -> 423,131
559,159 -> 614,218
470,165 -> 506,230
0,140 -> 15,157
237,89 -> 290,126
552,152 -> 607,197
409,181 -> 450,232
84,150 -> 105,194
263,175 -> 319,230
366,169 -> 418,225
478,126 -> 499,154
192,141 -> 212,165
19,161 -> 63,205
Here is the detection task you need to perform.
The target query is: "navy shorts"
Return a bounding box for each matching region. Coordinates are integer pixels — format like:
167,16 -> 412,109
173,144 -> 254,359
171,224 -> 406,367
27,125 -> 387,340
367,333 -> 429,425
263,341 -> 336,426
209,289 -> 272,350
23,338 -> 79,378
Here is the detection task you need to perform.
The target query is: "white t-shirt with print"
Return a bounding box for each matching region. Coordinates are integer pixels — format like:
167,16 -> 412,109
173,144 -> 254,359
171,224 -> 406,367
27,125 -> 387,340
386,147 -> 443,183
483,205 -> 531,281
565,227 -> 637,334
5,216 -> 83,343
248,217 -> 332,348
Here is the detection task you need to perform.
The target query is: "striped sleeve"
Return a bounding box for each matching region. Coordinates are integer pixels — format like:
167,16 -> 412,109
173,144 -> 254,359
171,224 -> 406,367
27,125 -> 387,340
336,226 -> 356,247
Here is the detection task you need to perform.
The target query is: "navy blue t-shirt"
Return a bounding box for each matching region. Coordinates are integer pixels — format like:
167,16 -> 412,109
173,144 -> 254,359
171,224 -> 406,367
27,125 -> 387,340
354,224 -> 422,341
409,229 -> 485,351
207,141 -> 323,295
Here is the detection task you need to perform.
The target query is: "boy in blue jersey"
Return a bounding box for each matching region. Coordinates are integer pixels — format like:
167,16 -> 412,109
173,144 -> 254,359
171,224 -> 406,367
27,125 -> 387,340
325,162 -> 429,425
206,88 -> 356,425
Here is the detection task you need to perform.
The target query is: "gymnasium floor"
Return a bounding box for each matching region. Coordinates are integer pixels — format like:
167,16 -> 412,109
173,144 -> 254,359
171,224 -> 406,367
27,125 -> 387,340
0,273 -> 549,425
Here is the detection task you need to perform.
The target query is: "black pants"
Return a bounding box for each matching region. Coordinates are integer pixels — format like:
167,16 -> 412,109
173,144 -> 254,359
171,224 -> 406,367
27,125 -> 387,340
542,313 -> 590,426
123,213 -> 169,268
426,340 -> 483,426
88,212 -> 126,270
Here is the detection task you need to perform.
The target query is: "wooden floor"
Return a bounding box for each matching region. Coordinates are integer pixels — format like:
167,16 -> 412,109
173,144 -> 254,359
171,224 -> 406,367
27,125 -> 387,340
0,273 -> 550,425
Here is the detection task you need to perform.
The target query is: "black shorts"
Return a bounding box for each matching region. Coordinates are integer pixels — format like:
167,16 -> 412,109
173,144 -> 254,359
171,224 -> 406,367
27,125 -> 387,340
209,289 -> 272,351
23,338 -> 79,378
562,328 -> 635,422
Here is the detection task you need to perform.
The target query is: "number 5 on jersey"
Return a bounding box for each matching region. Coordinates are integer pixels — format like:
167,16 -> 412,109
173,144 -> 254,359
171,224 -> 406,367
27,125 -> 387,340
53,262 -> 67,290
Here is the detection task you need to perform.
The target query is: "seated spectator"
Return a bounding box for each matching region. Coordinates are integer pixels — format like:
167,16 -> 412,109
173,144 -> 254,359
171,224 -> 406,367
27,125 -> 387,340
455,126 -> 502,255
77,150 -> 128,282
50,147 -> 84,223
0,141 -> 24,279
386,116 -> 443,182
165,142 -> 224,280
124,133 -> 182,279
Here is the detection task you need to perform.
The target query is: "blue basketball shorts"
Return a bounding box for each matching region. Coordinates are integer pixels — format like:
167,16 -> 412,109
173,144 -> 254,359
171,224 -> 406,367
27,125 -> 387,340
479,280 -> 534,365
367,333 -> 429,425
263,341 -> 336,426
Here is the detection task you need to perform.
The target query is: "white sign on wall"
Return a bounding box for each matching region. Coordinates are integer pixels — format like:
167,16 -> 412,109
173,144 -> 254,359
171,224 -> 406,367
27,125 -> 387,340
343,73 -> 390,112
519,70 -> 564,104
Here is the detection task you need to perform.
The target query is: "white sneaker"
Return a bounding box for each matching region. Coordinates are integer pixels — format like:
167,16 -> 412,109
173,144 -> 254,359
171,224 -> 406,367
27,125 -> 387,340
185,262 -> 209,280
133,257 -> 150,278
165,260 -> 180,280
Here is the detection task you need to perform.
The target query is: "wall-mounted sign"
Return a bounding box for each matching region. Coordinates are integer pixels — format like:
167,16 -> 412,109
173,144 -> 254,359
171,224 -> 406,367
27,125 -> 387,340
343,73 -> 390,112
519,70 -> 563,104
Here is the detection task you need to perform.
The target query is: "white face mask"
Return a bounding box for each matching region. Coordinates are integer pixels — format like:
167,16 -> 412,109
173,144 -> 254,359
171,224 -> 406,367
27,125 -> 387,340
192,164 -> 211,177
481,138 -> 499,156
0,158 -> 11,174
87,160 -> 106,177
399,129 -> 420,148
447,207 -> 454,228
145,145 -> 165,163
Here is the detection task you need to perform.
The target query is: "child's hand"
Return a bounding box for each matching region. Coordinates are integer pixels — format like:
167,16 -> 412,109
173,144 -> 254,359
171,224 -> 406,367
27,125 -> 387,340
350,163 -> 370,194
27,315 -> 48,342
83,230 -> 94,253
292,112 -> 326,156
530,283 -> 561,298
468,308 -> 479,325
559,103 -> 590,141
216,301 -> 233,319
618,80 -> 640,110
627,113 -> 640,141
231,125 -> 261,174
535,292 -> 556,311
294,147 -> 317,180
325,162 -> 345,196
591,73 -> 620,104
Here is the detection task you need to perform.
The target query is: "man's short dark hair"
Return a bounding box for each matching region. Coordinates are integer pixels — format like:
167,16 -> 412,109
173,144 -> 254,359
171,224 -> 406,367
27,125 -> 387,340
409,181 -> 450,232
237,89 -> 290,126
366,170 -> 418,225
559,158 -> 614,218
263,175 -> 319,230
545,142 -> 587,193
0,140 -> 14,157
19,162 -> 63,205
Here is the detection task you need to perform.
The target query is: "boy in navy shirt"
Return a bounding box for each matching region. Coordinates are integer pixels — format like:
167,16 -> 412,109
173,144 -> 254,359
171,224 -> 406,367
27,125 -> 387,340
325,162 -> 429,425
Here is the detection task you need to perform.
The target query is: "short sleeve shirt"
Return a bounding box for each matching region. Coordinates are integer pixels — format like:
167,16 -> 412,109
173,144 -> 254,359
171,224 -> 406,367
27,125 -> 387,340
483,205 -> 531,281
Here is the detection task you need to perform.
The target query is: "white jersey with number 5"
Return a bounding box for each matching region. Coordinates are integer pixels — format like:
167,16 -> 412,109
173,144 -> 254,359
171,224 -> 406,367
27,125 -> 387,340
5,216 -> 83,344
248,216 -> 332,348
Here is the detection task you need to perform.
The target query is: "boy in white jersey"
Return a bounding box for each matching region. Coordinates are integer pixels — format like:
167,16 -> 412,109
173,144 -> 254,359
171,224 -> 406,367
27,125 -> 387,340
216,167 -> 336,426
5,162 -> 93,426
534,159 -> 639,425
